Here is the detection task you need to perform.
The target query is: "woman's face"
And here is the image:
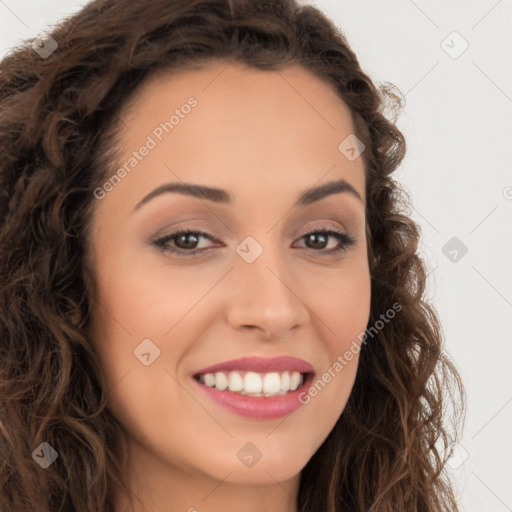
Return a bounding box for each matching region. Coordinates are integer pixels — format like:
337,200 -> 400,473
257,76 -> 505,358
86,60 -> 371,503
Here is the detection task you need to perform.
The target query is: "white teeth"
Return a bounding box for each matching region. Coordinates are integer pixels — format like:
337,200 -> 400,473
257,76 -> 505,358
290,371 -> 301,391
204,373 -> 215,387
244,371 -> 262,393
263,372 -> 281,394
197,370 -> 305,397
214,372 -> 228,391
280,371 -> 290,392
228,371 -> 243,392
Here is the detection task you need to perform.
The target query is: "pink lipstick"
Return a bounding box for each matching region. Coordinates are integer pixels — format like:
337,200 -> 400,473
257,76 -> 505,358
192,356 -> 314,419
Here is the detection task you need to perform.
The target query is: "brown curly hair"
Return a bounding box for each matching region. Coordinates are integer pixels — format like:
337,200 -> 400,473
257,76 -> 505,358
0,0 -> 465,510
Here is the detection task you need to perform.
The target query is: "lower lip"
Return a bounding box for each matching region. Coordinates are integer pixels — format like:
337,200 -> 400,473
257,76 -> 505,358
192,373 -> 314,419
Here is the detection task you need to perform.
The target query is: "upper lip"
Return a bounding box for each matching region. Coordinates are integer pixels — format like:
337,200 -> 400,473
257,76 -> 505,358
193,356 -> 315,376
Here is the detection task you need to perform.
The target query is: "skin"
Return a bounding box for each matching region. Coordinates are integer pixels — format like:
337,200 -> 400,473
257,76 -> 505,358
86,60 -> 371,512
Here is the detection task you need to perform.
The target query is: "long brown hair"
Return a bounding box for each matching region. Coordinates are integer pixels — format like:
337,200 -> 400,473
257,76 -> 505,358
0,0 -> 465,510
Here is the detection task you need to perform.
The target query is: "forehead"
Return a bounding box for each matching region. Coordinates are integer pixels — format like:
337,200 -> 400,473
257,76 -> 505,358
100,60 -> 366,212
122,60 -> 352,124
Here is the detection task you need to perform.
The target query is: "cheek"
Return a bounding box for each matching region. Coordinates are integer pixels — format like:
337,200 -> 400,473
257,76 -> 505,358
92,254 -> 199,337
305,257 -> 371,348
87,250 -> 221,417
300,259 -> 370,407
86,265 -> 190,440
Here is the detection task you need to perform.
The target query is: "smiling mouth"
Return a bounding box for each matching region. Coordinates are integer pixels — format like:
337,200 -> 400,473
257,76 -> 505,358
193,370 -> 312,398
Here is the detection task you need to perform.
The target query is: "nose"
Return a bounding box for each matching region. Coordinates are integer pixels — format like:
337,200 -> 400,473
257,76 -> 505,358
226,242 -> 310,341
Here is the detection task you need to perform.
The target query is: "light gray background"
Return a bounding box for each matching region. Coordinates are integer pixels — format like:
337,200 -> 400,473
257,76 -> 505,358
1,1 -> 511,510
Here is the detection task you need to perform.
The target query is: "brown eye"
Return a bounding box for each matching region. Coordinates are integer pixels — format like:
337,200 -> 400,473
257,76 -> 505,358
152,229 -> 217,256
296,228 -> 356,255
174,232 -> 201,250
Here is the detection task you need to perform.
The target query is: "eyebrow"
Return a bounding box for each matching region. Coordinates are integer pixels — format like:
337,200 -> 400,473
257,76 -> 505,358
133,178 -> 363,212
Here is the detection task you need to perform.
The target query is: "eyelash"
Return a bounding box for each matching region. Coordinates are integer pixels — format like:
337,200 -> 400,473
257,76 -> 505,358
151,227 -> 356,257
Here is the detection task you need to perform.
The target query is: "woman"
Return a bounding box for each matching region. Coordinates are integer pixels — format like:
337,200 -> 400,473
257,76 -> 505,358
0,0 -> 465,510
